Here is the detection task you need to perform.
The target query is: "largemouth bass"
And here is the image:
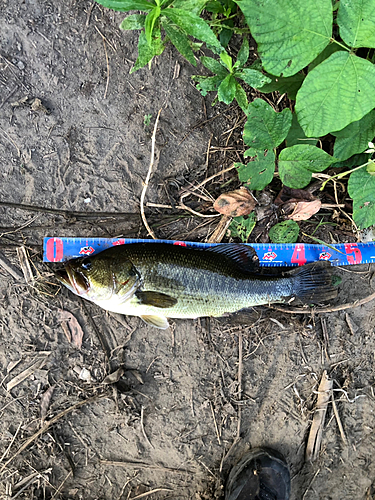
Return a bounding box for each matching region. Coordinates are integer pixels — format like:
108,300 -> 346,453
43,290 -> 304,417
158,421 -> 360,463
56,243 -> 337,329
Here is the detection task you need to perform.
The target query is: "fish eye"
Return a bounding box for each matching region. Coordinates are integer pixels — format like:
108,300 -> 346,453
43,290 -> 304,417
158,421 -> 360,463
81,259 -> 92,271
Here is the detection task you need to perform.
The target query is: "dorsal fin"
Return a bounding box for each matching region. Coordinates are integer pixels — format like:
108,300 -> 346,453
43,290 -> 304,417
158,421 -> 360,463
207,244 -> 259,272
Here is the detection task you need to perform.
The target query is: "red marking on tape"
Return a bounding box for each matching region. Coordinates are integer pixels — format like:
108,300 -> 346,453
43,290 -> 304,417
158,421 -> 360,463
319,251 -> 331,261
45,238 -> 64,262
291,244 -> 307,266
79,246 -> 94,256
113,239 -> 125,246
263,251 -> 277,261
344,243 -> 362,264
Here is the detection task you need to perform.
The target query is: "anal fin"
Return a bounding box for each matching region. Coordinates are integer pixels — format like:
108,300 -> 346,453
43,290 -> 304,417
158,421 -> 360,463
141,315 -> 170,329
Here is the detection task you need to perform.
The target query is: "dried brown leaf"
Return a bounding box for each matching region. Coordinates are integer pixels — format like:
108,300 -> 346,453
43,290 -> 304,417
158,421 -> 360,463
102,366 -> 126,385
213,188 -> 256,217
40,385 -> 55,421
274,186 -> 315,206
288,200 -> 322,221
58,310 -> 84,349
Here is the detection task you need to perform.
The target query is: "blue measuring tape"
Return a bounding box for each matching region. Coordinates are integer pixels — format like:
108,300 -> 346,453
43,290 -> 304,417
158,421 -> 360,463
43,237 -> 372,267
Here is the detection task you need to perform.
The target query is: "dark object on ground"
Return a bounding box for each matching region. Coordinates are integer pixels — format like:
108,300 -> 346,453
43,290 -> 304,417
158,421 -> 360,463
225,447 -> 291,500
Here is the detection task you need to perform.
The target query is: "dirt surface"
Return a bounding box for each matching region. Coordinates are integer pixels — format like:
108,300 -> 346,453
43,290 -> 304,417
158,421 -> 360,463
1,2 -> 375,499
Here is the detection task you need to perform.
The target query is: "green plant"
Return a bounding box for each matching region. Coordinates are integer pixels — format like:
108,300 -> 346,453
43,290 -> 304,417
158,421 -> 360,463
95,0 -> 224,72
228,212 -> 256,241
143,113 -> 152,127
192,38 -> 271,111
269,220 -> 299,243
206,0 -> 238,48
230,0 -> 375,229
97,0 -> 375,231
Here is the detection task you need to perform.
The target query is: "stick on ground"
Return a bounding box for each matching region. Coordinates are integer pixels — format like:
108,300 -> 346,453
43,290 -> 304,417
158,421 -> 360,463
140,108 -> 162,239
305,370 -> 333,461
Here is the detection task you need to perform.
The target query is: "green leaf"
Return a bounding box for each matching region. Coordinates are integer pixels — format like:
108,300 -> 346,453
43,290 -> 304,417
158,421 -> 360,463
220,51 -> 233,71
206,1 -> 224,13
235,0 -> 332,77
120,14 -> 146,30
235,37 -> 249,68
338,0 -> 375,48
164,8 -> 222,52
333,110 -> 375,160
256,72 -> 304,100
269,221 -> 299,244
348,167 -> 375,229
229,213 -> 256,242
95,0 -> 154,11
200,56 -> 228,77
192,75 -> 223,96
163,20 -> 196,65
296,51 -> 375,137
278,144 -> 336,189
218,74 -> 236,104
219,20 -> 234,48
308,42 -> 343,71
235,83 -> 248,113
172,0 -> 208,15
243,99 -> 292,149
145,7 -> 161,46
236,149 -> 275,190
334,152 -> 371,169
206,2 -> 223,13
235,68 -> 271,88
130,29 -> 163,73
285,113 -> 317,147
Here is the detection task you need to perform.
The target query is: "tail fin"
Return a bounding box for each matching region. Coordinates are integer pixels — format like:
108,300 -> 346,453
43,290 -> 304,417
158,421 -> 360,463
290,262 -> 338,303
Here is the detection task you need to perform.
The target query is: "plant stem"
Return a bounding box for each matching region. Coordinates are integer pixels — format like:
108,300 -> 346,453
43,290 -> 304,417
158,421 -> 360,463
330,37 -> 351,52
320,160 -> 374,190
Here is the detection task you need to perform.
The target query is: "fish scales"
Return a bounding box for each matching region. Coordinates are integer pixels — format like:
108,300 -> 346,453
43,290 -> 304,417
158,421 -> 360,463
125,248 -> 293,318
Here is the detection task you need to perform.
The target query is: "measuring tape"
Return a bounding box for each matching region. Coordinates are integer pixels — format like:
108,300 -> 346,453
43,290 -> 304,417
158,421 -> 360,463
43,237 -> 372,267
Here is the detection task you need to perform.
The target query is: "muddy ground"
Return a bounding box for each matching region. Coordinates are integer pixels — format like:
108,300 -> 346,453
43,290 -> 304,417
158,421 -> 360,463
1,1 -> 375,499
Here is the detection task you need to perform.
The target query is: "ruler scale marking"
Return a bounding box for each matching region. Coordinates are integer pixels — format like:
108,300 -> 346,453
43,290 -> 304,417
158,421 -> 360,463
43,237 -> 375,267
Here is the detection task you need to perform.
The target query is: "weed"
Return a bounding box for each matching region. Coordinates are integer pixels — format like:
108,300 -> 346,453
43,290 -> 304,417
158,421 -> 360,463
143,113 -> 152,127
96,0 -> 375,231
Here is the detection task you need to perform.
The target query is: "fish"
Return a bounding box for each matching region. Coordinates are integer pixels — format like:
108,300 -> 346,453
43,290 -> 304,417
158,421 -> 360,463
56,243 -> 337,329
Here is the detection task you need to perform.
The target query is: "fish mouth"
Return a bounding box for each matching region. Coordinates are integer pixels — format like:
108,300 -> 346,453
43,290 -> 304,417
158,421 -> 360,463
56,265 -> 90,296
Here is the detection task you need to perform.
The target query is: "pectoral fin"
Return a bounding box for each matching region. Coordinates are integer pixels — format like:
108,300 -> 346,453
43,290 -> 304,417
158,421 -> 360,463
136,291 -> 177,308
140,314 -> 170,329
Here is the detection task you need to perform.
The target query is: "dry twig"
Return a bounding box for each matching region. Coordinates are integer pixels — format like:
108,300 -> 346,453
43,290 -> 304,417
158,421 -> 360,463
210,401 -> 221,445
237,331 -> 243,439
331,393 -> 348,446
140,406 -> 154,448
100,459 -> 197,474
0,250 -> 23,281
267,290 -> 375,314
305,370 -> 333,461
140,108 -> 162,239
130,488 -> 173,499
207,215 -> 233,243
